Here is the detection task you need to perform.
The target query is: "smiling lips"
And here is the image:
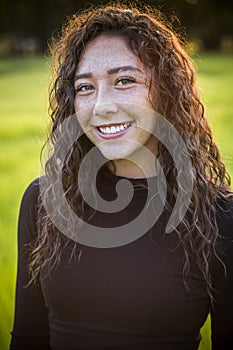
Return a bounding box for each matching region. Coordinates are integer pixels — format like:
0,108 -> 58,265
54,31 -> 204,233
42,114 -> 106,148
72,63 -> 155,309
95,122 -> 133,139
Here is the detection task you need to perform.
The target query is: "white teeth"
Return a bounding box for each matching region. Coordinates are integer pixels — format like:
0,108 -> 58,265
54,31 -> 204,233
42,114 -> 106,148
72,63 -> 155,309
98,123 -> 131,134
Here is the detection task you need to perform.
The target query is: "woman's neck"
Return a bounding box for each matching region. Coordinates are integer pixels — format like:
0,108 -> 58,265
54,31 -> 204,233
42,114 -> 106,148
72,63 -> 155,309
107,144 -> 159,179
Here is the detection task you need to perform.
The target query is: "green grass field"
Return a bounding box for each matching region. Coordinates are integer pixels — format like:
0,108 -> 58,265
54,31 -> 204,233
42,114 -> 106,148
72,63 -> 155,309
0,53 -> 232,350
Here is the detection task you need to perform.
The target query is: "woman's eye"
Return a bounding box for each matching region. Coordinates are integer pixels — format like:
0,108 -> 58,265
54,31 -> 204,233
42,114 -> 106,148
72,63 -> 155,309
75,84 -> 94,94
116,77 -> 136,86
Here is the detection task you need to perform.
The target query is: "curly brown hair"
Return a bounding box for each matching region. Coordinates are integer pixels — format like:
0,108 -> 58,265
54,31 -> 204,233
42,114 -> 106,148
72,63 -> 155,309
27,1 -> 232,302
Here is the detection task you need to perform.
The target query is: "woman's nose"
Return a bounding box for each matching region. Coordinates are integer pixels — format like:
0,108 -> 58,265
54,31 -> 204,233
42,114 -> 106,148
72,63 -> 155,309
93,87 -> 119,117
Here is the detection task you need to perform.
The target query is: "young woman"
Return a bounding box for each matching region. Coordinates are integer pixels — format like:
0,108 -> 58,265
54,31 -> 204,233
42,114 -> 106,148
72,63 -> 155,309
10,2 -> 233,350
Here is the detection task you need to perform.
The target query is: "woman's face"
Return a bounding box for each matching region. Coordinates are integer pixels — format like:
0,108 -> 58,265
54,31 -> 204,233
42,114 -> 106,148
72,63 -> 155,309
74,34 -> 157,170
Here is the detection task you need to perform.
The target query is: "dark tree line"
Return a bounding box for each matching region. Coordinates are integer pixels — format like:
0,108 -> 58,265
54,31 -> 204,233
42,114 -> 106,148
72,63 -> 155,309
0,0 -> 232,53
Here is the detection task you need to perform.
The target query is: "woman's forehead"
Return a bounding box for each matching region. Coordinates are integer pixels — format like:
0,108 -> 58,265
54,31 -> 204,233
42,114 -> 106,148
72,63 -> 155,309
76,34 -> 146,75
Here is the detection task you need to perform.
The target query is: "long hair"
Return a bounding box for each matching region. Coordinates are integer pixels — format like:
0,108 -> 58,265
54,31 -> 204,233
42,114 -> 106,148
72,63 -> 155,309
27,1 -> 232,301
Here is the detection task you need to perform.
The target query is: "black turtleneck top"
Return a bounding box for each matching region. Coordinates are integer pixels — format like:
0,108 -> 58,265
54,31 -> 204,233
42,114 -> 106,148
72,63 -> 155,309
10,167 -> 233,350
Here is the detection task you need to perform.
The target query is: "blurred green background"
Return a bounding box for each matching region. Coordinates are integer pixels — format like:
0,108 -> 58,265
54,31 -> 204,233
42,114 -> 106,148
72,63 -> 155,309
0,0 -> 233,349
1,50 -> 232,350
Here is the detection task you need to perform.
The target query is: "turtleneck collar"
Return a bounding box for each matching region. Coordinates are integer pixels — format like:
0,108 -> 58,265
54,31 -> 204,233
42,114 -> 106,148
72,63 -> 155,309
98,165 -> 158,189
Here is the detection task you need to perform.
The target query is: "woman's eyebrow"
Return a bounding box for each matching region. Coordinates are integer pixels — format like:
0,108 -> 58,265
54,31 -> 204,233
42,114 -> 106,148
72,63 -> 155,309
108,65 -> 143,75
75,65 -> 143,81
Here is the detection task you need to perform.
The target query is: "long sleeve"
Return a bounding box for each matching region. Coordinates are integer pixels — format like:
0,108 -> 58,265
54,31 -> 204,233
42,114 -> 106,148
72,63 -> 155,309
10,179 -> 51,350
211,201 -> 233,350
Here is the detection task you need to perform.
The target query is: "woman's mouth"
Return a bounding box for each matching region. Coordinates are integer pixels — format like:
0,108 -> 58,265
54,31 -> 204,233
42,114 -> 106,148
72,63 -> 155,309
95,122 -> 133,139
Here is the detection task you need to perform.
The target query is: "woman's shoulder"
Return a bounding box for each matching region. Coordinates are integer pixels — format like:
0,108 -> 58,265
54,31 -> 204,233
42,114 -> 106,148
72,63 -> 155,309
215,198 -> 233,250
216,199 -> 233,232
21,177 -> 41,204
19,177 -> 42,228
17,178 -> 42,244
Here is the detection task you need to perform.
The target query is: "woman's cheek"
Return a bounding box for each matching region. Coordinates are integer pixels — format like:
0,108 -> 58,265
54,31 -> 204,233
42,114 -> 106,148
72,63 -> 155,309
74,93 -> 89,107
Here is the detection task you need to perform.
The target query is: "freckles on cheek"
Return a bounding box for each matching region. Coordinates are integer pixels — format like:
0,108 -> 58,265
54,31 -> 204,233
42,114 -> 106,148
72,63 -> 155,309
74,96 -> 94,115
75,110 -> 92,135
74,96 -> 81,112
73,98 -> 78,112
